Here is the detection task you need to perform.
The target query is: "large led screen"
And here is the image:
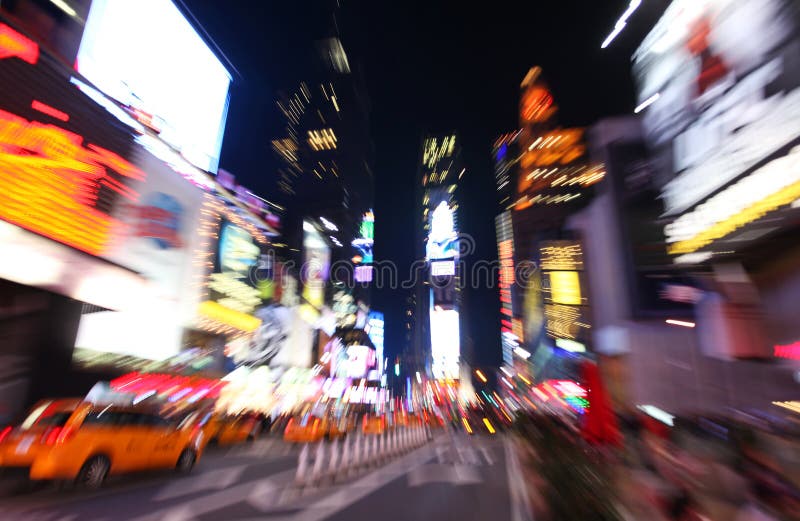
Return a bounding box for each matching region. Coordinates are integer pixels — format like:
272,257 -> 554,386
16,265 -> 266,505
76,0 -> 231,173
430,307 -> 460,380
302,222 -> 330,309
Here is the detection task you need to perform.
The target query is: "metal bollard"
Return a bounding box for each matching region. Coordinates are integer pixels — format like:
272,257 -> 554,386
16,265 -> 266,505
327,437 -> 340,481
311,441 -> 326,485
362,433 -> 371,467
371,434 -> 378,466
341,434 -> 352,476
353,433 -> 362,471
295,443 -> 310,486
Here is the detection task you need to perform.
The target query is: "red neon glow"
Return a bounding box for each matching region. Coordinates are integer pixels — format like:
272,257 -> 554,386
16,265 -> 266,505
774,342 -> 800,361
0,24 -> 39,64
501,319 -> 513,329
31,100 -> 69,122
109,372 -> 226,400
0,109 -> 145,256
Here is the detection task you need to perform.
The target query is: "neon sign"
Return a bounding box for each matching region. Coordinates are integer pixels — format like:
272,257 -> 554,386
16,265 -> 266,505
0,109 -> 144,256
0,23 -> 39,64
774,341 -> 800,361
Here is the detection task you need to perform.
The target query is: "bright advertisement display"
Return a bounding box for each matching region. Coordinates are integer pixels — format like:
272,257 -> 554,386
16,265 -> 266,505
0,21 -> 138,262
540,241 -> 588,344
224,265 -> 312,369
351,210 -> 374,264
634,0 -> 800,255
324,338 -> 377,379
75,149 -> 206,360
430,307 -> 460,380
367,311 -> 385,375
426,201 -> 459,261
302,221 -> 330,309
496,211 -> 518,366
76,0 -> 232,173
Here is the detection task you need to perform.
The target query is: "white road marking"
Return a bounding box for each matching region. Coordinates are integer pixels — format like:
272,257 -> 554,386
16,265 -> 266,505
480,446 -> 495,466
504,437 -> 534,521
128,469 -> 296,521
247,479 -> 280,512
153,464 -> 247,501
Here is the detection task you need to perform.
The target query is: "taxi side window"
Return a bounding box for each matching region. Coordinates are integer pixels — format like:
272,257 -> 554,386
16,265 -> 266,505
143,414 -> 171,427
84,411 -> 124,426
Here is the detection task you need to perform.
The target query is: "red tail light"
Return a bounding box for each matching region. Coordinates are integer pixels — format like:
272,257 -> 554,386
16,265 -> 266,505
43,427 -> 62,445
43,426 -> 75,445
0,426 -> 12,443
284,418 -> 294,434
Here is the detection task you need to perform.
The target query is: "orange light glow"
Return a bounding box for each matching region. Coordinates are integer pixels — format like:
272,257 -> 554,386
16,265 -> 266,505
0,109 -> 144,256
475,370 -> 488,383
0,23 -> 39,64
462,417 -> 473,434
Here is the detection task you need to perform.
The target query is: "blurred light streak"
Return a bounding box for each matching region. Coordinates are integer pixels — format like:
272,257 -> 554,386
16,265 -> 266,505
320,217 -> 338,231
514,346 -> 531,359
31,100 -> 69,121
637,405 -> 675,426
601,0 -> 642,49
482,418 -> 496,434
674,252 -> 712,264
475,369 -> 488,383
462,417 -> 473,434
773,401 -> 800,414
634,92 -> 660,113
518,374 -> 531,386
49,0 -> 77,18
415,371 -> 422,384
665,319 -> 695,328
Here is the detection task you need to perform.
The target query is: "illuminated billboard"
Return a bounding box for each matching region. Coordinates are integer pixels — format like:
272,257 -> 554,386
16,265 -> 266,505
352,210 -> 374,264
430,307 -> 460,380
540,241 -> 589,343
367,311 -> 385,375
426,201 -> 459,260
634,0 -> 800,255
74,150 -> 206,360
76,0 -> 232,173
302,221 -> 330,309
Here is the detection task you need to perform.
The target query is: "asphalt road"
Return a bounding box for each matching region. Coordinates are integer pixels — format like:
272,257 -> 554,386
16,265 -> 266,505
0,432 -> 530,521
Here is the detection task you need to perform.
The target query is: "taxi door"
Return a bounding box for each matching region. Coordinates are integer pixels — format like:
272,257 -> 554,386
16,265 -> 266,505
115,412 -> 158,472
144,414 -> 184,469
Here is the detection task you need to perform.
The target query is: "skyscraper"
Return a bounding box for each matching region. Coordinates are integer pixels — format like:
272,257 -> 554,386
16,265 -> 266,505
415,133 -> 464,381
493,67 -> 605,381
270,4 -> 374,275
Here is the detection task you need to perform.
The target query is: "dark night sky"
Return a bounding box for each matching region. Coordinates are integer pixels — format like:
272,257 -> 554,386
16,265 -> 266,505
184,0 -> 667,367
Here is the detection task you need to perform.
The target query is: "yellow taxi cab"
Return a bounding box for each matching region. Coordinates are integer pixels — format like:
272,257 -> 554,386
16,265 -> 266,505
326,414 -> 353,440
193,412 -> 262,446
0,399 -> 204,489
362,414 -> 385,435
283,415 -> 326,443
